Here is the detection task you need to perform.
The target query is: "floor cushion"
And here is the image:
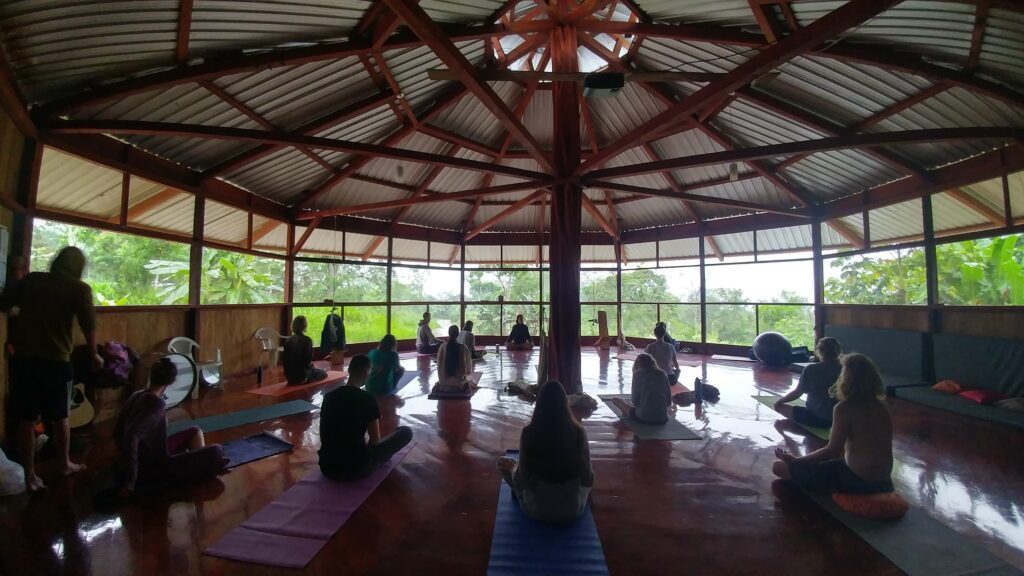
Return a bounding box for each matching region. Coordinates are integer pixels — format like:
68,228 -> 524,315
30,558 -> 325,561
833,492 -> 909,519
959,389 -> 1008,405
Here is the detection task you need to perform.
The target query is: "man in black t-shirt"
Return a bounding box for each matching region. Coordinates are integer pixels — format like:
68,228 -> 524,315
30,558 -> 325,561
318,355 -> 412,480
283,316 -> 327,386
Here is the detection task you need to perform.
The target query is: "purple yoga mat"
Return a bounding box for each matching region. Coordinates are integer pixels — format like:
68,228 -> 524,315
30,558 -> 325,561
205,443 -> 415,569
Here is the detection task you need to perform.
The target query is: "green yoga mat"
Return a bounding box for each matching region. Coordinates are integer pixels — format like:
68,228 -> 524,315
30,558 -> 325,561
807,492 -> 1021,576
752,395 -> 831,440
598,395 -> 700,440
168,400 -> 317,435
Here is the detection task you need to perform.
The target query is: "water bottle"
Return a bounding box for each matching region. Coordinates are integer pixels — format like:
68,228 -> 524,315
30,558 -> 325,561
694,376 -> 703,404
256,364 -> 263,385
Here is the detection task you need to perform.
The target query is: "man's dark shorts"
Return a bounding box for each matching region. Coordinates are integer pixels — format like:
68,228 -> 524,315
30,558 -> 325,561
788,459 -> 894,495
792,406 -> 833,429
10,357 -> 73,421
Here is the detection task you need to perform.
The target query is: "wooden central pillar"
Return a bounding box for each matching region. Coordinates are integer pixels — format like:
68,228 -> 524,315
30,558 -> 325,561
547,23 -> 583,393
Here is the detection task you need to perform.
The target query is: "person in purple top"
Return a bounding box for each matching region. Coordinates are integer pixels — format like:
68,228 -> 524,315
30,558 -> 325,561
114,357 -> 227,498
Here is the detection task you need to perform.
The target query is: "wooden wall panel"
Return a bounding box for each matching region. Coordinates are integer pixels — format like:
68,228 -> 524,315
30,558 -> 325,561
822,305 -> 930,332
198,306 -> 284,377
73,308 -> 189,354
0,104 -> 26,442
938,308 -> 1024,340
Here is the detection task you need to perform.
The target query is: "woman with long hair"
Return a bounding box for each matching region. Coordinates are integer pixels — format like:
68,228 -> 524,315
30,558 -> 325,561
497,381 -> 595,523
611,353 -> 672,424
365,334 -> 405,395
436,325 -> 472,392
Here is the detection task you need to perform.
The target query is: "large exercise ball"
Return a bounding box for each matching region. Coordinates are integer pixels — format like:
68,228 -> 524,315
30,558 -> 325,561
752,332 -> 793,367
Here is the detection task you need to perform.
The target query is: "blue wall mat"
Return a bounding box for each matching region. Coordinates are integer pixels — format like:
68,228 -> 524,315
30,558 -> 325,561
168,400 -> 317,435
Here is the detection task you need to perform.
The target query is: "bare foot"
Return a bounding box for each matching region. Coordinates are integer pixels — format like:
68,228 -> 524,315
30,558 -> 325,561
26,474 -> 46,493
60,462 -> 87,476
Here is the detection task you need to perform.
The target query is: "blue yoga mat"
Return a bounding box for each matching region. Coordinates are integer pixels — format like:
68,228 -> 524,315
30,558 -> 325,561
487,451 -> 609,576
221,432 -> 294,469
168,400 -> 317,435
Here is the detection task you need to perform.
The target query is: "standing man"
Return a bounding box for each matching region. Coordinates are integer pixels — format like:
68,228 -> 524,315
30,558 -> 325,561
1,246 -> 100,492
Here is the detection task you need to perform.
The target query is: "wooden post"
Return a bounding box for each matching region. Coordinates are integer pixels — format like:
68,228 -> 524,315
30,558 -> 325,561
811,219 -> 825,341
698,230 -> 707,353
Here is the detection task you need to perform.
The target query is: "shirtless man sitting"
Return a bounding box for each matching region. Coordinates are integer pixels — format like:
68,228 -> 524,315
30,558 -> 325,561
772,353 -> 894,495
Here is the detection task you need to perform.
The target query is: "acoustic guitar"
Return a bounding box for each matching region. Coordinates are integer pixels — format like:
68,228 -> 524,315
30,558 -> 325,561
69,383 -> 95,429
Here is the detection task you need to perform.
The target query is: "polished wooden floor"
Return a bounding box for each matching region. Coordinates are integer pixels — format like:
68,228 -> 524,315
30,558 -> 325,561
2,349 -> 1023,575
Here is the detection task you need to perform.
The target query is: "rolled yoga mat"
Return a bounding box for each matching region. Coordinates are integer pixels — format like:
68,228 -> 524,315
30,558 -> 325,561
806,492 -> 1022,576
598,395 -> 701,440
710,354 -> 757,363
205,443 -> 415,569
167,399 -> 317,435
752,394 -> 830,440
221,432 -> 293,469
246,370 -> 348,397
487,451 -> 609,576
613,351 -> 703,367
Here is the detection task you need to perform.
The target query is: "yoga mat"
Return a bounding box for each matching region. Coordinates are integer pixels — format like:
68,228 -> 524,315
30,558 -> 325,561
710,354 -> 757,363
598,395 -> 701,440
752,395 -> 830,440
613,351 -> 701,367
221,432 -> 293,468
428,371 -> 482,399
167,400 -> 317,435
398,350 -> 435,359
246,371 -> 347,397
487,451 -> 608,576
391,370 -> 417,393
806,492 -> 1021,576
205,443 -> 415,569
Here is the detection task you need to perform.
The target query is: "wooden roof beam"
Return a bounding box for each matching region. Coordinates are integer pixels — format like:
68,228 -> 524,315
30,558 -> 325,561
384,0 -> 554,173
589,180 -> 812,218
45,120 -> 550,181
705,235 -> 724,261
250,219 -> 283,244
176,0 -> 194,64
585,127 -> 1020,180
417,124 -> 501,157
578,0 -> 902,175
824,217 -> 866,249
33,21 -> 554,115
849,82 -> 951,131
582,195 -> 619,240
291,217 -> 322,256
297,180 -> 553,220
125,186 -> 184,220
465,190 -> 548,240
946,187 -> 1004,225
965,2 -> 990,72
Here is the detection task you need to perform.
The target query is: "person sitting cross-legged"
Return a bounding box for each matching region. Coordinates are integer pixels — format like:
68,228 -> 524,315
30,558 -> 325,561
505,314 -> 534,351
365,334 -> 405,395
416,312 -> 442,354
611,353 -> 673,425
457,320 -> 486,360
115,357 -> 228,498
319,354 -> 413,481
772,353 -> 894,495
645,324 -> 680,384
435,325 -> 473,393
283,315 -> 328,386
774,337 -> 842,429
497,381 -> 595,524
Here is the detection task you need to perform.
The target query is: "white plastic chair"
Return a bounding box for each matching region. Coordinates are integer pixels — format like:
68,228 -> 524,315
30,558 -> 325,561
167,337 -> 222,394
253,327 -> 284,372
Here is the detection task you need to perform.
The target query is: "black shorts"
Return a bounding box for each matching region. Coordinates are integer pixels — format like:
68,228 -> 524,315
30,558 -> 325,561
9,357 -> 74,421
788,459 -> 894,495
792,406 -> 833,429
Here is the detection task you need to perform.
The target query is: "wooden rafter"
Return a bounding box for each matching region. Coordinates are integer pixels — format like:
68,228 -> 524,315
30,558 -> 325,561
295,180 -> 552,220
361,236 -> 386,261
946,187 -> 1004,225
125,187 -> 183,220
966,2 -> 990,72
176,0 -> 194,64
705,235 -> 724,261
589,180 -> 811,218
849,82 -> 950,131
291,217 -> 322,256
418,124 -> 502,157
578,0 -> 903,174
465,190 -> 548,240
251,219 -> 283,244
584,128 -> 1019,181
824,217 -> 866,249
384,0 -> 554,173
582,195 -> 619,240
34,21 -> 554,116
45,120 -> 550,181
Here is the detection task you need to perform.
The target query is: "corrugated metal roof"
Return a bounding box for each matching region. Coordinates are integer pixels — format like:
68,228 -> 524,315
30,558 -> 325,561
0,0 -> 180,102
658,237 -> 700,261
636,0 -> 756,26
757,225 -> 815,253
188,1 -> 367,56
431,81 -> 519,149
37,147 -> 123,219
128,175 -> 195,236
224,147 -> 327,204
651,128 -> 735,186
712,97 -> 827,148
931,191 -> 993,235
422,0 -> 504,23
869,198 -> 924,245
589,82 -> 666,144
614,196 -> 695,230
203,199 -> 249,245
429,150 -> 493,193
636,38 -> 752,76
784,150 -> 905,202
794,1 -> 975,66
710,231 -> 755,255
981,8 -> 1024,91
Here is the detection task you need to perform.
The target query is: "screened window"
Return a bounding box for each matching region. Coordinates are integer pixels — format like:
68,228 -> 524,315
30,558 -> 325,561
823,248 -> 926,305
200,248 -> 285,304
936,233 -> 1024,306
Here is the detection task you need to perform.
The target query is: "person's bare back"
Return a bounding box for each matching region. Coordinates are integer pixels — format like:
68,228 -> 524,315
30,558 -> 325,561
835,398 -> 893,484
